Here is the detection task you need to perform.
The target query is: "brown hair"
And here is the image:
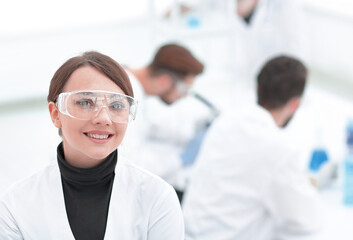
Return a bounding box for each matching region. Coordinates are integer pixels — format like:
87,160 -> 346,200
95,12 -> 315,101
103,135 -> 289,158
47,51 -> 133,103
257,55 -> 307,110
148,43 -> 204,78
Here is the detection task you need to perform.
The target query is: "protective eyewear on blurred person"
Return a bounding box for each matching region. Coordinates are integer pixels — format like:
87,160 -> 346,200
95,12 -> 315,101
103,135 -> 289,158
174,80 -> 190,95
160,69 -> 191,95
56,90 -> 138,123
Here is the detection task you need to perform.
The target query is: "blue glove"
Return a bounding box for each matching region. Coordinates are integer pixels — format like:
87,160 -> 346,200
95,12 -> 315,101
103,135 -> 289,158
180,127 -> 209,167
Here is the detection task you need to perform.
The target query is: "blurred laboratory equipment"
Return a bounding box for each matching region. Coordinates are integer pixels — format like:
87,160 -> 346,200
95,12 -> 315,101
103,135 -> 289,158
309,148 -> 328,172
180,127 -> 209,167
192,91 -> 220,121
308,128 -> 338,189
160,0 -> 233,30
343,119 -> 353,206
309,148 -> 338,189
180,91 -> 220,167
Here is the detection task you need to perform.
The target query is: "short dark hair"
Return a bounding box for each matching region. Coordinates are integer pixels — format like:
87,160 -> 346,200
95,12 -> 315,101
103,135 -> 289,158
47,51 -> 133,103
257,55 -> 307,110
148,43 -> 204,78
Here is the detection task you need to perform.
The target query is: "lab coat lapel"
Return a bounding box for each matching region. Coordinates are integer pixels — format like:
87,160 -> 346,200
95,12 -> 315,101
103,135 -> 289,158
104,152 -> 146,240
104,156 -> 121,239
23,164 -> 75,239
49,164 -> 76,239
104,151 -> 132,239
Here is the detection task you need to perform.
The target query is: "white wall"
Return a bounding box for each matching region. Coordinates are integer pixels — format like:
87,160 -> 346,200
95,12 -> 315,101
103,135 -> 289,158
304,0 -> 353,96
0,21 -> 154,103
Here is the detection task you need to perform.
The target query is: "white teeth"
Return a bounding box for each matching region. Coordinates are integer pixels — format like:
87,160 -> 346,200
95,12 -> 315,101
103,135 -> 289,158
87,133 -> 109,139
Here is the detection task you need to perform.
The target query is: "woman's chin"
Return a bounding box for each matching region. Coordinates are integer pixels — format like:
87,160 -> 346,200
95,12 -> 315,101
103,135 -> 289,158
89,150 -> 113,162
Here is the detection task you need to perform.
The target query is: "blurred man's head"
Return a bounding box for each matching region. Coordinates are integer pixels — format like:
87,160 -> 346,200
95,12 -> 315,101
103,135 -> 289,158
257,55 -> 307,128
147,43 -> 204,104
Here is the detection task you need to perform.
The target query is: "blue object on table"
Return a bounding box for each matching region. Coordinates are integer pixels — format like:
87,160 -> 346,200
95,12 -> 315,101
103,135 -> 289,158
180,127 -> 209,167
186,15 -> 201,29
309,149 -> 329,173
180,91 -> 219,167
343,120 -> 353,206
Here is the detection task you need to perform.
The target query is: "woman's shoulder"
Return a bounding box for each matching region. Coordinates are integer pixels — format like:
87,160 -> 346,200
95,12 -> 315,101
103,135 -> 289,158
117,159 -> 176,195
114,160 -> 184,239
1,162 -> 59,200
120,159 -> 171,184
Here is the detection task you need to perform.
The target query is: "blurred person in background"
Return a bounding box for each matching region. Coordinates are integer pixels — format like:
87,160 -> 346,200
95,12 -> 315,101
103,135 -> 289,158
0,51 -> 184,239
164,0 -> 307,101
231,0 -> 307,93
123,43 -> 205,201
182,56 -> 323,240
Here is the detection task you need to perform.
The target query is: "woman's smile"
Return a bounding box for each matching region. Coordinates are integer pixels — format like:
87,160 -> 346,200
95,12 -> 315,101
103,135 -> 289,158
83,130 -> 114,144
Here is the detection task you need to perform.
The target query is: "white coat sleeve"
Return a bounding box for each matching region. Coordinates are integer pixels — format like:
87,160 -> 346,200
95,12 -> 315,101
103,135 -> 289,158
147,185 -> 185,240
264,152 -> 324,240
0,198 -> 23,239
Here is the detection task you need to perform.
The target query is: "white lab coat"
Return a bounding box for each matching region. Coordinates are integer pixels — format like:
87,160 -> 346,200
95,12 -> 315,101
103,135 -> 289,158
231,0 -> 307,91
122,71 -> 194,188
182,103 -> 323,240
163,0 -> 307,107
0,153 -> 184,239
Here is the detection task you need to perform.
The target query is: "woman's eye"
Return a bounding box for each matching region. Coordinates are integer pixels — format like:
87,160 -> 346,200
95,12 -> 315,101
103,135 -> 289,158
76,99 -> 94,107
110,101 -> 125,110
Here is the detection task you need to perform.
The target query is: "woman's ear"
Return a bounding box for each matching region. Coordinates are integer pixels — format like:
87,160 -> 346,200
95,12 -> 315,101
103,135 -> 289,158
48,102 -> 62,128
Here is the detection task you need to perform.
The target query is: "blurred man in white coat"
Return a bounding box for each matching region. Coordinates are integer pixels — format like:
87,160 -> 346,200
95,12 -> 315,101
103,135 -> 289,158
182,56 -> 322,239
232,0 -> 307,88
122,43 -> 204,201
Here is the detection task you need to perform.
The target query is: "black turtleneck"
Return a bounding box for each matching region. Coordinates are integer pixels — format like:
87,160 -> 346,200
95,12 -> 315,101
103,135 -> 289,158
57,143 -> 117,240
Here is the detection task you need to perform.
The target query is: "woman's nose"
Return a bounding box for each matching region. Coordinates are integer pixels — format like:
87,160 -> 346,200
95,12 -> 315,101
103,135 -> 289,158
92,106 -> 113,125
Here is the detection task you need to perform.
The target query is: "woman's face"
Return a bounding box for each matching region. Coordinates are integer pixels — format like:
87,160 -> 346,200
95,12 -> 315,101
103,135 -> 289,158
49,66 -> 128,168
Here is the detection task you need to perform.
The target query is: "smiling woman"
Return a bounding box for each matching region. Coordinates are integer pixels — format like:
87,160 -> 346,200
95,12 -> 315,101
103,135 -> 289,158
0,51 -> 184,240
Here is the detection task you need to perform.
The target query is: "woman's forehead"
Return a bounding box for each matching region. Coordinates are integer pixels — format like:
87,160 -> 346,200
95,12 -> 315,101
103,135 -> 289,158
63,66 -> 124,94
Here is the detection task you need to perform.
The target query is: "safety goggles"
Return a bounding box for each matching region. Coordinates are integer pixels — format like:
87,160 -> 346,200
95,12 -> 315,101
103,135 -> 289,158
174,80 -> 190,95
163,70 -> 191,95
56,90 -> 138,123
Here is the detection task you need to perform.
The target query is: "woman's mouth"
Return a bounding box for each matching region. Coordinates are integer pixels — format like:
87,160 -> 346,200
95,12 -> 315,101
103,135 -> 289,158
85,133 -> 110,139
84,131 -> 114,143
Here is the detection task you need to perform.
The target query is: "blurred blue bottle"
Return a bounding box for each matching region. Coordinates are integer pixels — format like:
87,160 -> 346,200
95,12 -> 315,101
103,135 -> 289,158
308,147 -> 329,188
186,15 -> 201,29
309,149 -> 329,173
308,126 -> 329,188
343,119 -> 353,206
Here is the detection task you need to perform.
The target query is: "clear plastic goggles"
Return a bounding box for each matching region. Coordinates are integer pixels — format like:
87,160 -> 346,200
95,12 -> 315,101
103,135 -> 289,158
165,70 -> 191,95
56,90 -> 138,123
175,80 -> 190,95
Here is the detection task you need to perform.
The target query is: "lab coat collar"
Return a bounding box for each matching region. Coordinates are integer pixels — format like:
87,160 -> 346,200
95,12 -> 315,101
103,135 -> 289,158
234,102 -> 277,129
235,0 -> 270,28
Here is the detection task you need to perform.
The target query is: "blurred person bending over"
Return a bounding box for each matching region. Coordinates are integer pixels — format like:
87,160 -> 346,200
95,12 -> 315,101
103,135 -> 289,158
182,56 -> 322,240
122,43 -> 204,199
